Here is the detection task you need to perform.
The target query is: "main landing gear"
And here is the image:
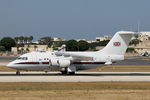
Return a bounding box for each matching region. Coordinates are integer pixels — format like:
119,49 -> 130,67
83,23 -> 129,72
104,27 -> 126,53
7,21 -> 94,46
68,72 -> 75,75
61,71 -> 75,75
60,67 -> 76,75
61,70 -> 68,75
16,70 -> 20,75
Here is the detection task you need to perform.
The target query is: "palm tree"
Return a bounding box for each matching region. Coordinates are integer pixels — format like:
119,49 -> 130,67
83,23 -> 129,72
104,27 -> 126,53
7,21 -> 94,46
27,37 -> 30,44
24,37 -> 28,44
14,37 -> 19,44
29,36 -> 33,43
19,36 -> 24,44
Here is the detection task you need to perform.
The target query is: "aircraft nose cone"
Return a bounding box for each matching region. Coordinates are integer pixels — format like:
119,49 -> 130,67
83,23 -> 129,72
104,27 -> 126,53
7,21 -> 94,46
7,62 -> 14,68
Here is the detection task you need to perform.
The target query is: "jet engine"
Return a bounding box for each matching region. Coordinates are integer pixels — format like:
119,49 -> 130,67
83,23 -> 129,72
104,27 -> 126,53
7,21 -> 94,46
50,59 -> 71,68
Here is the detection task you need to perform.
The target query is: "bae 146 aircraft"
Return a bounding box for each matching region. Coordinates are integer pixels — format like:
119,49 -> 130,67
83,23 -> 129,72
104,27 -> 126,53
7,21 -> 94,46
7,31 -> 134,75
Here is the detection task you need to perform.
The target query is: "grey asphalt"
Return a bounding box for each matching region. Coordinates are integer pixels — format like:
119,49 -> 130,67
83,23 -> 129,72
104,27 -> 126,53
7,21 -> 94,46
0,56 -> 18,62
0,72 -> 150,82
114,56 -> 150,65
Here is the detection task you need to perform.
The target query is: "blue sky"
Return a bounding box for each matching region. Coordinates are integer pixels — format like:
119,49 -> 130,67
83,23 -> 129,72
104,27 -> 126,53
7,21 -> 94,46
0,0 -> 150,41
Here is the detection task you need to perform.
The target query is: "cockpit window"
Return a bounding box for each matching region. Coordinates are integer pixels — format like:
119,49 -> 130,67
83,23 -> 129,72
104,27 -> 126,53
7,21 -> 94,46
17,57 -> 28,60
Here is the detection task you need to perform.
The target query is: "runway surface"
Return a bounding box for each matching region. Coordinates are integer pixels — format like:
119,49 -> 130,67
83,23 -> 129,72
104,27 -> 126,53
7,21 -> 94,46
1,72 -> 150,82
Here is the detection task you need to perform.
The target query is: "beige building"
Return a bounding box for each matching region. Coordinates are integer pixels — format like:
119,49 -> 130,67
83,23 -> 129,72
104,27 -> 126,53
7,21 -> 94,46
11,45 -> 53,54
96,35 -> 111,42
53,37 -> 62,41
130,32 -> 150,55
139,32 -> 150,41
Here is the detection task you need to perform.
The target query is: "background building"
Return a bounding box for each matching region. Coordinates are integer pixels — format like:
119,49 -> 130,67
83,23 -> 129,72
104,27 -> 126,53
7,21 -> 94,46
96,35 -> 111,42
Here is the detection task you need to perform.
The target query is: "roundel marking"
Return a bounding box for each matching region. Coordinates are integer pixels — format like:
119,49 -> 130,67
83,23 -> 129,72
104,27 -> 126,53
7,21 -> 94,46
113,42 -> 121,46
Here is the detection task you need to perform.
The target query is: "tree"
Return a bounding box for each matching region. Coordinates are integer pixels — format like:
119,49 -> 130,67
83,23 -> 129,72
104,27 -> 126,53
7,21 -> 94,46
24,37 -> 28,44
0,37 -> 16,51
14,37 -> 19,44
0,46 -> 6,52
134,34 -> 139,39
14,36 -> 34,44
19,36 -> 24,44
66,40 -> 78,51
38,36 -> 53,47
89,40 -> 109,50
129,39 -> 141,46
126,48 -> 135,53
78,40 -> 89,51
29,36 -> 33,43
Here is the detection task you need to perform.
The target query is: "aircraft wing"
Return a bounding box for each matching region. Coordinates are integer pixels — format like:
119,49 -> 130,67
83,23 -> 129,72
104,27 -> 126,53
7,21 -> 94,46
55,52 -> 94,60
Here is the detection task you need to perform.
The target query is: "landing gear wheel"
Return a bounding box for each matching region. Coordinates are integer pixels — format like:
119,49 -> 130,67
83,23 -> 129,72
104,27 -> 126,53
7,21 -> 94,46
69,72 -> 75,75
61,71 -> 68,75
16,70 -> 20,75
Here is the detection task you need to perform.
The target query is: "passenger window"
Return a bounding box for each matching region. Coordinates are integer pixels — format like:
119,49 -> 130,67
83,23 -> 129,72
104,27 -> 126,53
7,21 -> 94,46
17,57 -> 22,60
17,57 -> 28,60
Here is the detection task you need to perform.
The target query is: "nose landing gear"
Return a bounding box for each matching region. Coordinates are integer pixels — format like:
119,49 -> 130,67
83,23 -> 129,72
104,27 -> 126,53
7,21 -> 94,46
16,70 -> 20,75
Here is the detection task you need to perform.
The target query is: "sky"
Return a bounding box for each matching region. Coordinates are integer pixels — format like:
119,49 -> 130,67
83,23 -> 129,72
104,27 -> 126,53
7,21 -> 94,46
0,0 -> 150,41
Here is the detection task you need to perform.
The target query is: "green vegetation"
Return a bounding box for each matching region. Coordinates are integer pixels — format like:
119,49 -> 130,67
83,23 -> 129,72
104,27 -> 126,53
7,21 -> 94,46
126,47 -> 136,53
78,40 -> 89,51
1,34 -> 141,53
129,34 -> 141,46
129,39 -> 141,46
89,40 -> 109,50
65,40 -> 90,51
66,40 -> 78,51
0,46 -> 6,52
0,37 -> 16,51
14,36 -> 33,44
65,40 -> 109,51
38,36 -> 53,47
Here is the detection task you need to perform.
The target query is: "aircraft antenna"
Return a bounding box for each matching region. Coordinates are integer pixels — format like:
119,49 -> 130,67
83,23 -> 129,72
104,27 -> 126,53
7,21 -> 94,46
137,21 -> 140,33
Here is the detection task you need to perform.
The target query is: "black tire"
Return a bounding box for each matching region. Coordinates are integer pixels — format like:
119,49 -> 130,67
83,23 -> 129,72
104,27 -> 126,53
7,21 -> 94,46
61,71 -> 68,75
69,72 -> 75,75
16,71 -> 20,75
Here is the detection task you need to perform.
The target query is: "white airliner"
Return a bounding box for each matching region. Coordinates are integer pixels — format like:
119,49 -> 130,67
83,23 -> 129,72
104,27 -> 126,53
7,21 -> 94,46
7,31 -> 134,75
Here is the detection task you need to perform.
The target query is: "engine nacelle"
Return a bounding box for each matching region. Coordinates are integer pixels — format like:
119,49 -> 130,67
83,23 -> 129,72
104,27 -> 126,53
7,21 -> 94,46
50,59 -> 71,68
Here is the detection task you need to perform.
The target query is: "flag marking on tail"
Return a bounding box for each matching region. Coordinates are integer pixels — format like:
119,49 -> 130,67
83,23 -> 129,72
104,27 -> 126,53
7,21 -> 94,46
113,42 -> 121,46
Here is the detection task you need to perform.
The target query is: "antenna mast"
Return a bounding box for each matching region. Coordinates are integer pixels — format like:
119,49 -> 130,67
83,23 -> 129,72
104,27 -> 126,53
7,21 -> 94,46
138,21 -> 140,33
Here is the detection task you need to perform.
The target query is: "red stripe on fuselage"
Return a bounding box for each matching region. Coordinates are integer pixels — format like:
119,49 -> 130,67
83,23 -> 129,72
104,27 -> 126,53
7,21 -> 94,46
16,62 -> 105,65
73,62 -> 105,64
17,62 -> 40,64
42,62 -> 49,64
17,62 -> 50,64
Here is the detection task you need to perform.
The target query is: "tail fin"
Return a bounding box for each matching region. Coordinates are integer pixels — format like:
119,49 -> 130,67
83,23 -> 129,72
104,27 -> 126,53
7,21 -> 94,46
58,44 -> 66,52
99,31 -> 134,55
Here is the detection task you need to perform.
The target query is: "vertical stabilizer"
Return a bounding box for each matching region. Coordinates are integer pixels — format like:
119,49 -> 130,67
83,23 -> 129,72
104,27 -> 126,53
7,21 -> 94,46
99,31 -> 134,55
